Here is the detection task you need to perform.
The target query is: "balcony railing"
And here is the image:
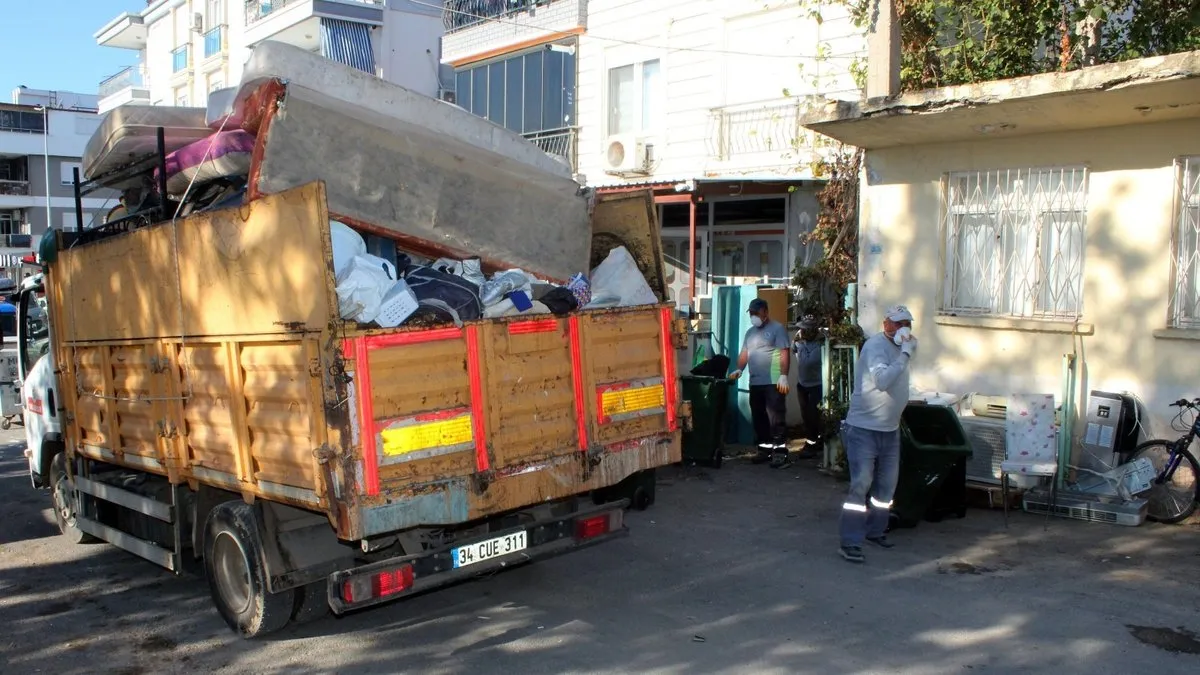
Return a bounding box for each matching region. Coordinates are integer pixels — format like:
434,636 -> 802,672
0,180 -> 30,197
245,0 -> 384,26
0,110 -> 45,134
204,25 -> 226,58
99,66 -> 146,98
172,45 -> 190,73
444,0 -> 559,32
708,98 -> 837,163
0,233 -> 33,248
523,127 -> 577,172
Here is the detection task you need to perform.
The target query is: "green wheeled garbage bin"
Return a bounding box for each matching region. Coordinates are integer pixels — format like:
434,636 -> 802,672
890,403 -> 974,528
681,376 -> 731,468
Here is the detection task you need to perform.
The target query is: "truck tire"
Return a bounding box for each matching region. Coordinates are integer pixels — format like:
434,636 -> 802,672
49,454 -> 95,545
203,501 -> 294,638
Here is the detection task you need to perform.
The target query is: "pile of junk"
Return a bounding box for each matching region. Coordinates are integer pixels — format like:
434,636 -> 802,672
70,41 -> 660,328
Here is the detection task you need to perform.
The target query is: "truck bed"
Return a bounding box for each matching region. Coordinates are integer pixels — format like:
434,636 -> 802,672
48,182 -> 682,542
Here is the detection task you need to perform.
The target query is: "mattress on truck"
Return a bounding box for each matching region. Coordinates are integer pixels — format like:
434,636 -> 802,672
83,105 -> 212,181
237,41 -> 592,284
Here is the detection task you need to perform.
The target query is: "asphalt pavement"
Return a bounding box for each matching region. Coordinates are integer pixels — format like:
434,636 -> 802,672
1,429 -> 1199,674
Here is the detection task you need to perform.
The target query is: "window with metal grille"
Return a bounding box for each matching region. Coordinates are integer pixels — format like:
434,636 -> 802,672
1171,157 -> 1200,328
941,167 -> 1087,320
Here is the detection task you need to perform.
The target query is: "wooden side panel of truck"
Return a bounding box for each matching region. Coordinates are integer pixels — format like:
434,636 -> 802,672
48,182 -> 683,543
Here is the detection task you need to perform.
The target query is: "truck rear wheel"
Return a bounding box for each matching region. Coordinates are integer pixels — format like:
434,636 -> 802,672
49,454 -> 95,545
203,501 -> 294,638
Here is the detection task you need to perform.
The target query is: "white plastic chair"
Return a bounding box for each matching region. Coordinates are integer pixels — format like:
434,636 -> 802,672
1001,394 -> 1059,527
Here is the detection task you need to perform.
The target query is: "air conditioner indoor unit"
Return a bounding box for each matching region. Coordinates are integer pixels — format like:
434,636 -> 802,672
603,135 -> 648,173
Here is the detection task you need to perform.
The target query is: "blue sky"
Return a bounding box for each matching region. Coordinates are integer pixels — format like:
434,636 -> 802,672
0,0 -> 138,100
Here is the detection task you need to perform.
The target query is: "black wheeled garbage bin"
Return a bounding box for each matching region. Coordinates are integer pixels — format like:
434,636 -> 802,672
890,403 -> 973,528
681,375 -> 730,468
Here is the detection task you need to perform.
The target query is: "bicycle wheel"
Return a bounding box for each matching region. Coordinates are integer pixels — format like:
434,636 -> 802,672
1131,440 -> 1200,524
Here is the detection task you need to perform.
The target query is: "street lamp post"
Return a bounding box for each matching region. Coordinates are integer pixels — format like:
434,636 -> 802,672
42,106 -> 51,235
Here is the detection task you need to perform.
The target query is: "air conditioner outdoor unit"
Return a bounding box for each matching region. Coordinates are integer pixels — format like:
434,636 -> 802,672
603,135 -> 648,174
192,13 -> 204,33
969,394 -> 1008,419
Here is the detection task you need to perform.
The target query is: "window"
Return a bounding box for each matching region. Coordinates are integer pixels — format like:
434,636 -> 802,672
453,41 -> 576,135
942,167 -> 1087,320
62,211 -> 81,232
172,45 -> 189,73
60,162 -> 82,186
175,87 -> 189,107
209,77 -> 225,93
607,59 -> 661,135
0,110 -> 45,133
1171,157 -> 1200,328
207,0 -> 224,26
0,211 -> 18,236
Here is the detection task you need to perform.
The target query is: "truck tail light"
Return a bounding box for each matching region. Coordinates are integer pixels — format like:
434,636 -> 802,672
576,509 -> 622,541
341,564 -> 414,605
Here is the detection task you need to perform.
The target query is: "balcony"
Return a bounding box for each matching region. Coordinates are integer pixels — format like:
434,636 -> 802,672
204,25 -> 227,59
524,127 -> 577,172
172,45 -> 190,73
708,98 -> 839,174
0,234 -> 32,248
0,181 -> 30,197
98,66 -> 151,114
442,0 -> 586,64
95,12 -> 148,50
244,0 -> 384,50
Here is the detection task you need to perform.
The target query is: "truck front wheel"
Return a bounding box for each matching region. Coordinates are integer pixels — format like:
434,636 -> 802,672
203,501 -> 294,638
49,454 -> 94,545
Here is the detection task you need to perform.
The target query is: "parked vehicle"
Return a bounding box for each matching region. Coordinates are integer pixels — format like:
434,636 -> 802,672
19,47 -> 685,638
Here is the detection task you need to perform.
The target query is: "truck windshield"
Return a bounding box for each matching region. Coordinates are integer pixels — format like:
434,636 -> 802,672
17,290 -> 48,378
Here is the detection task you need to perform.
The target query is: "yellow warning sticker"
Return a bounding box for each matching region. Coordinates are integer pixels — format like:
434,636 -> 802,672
601,384 -> 666,419
380,414 -> 473,456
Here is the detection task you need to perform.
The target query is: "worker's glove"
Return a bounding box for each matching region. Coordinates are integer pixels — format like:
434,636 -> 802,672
729,369 -> 743,380
899,336 -> 918,358
776,375 -> 790,395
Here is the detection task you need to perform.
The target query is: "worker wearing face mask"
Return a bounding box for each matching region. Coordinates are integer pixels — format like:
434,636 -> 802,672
837,304 -> 917,564
730,298 -> 792,468
792,315 -> 824,454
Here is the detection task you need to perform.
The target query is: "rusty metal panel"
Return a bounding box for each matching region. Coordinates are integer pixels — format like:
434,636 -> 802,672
481,319 -> 580,468
241,342 -> 315,489
582,310 -> 670,445
590,191 -> 667,302
52,183 -> 334,342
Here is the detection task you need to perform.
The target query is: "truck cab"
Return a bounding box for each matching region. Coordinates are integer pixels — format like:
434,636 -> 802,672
18,272 -> 60,489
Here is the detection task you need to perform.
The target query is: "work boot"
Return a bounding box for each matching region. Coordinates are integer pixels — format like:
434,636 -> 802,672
866,535 -> 895,549
751,447 -> 772,464
769,452 -> 791,469
839,546 -> 865,563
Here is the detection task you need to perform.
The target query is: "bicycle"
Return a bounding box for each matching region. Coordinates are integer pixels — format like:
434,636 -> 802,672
1123,398 -> 1200,524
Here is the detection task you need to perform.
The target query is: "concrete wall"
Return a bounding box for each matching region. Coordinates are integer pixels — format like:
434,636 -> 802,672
857,116 -> 1200,438
575,0 -> 864,187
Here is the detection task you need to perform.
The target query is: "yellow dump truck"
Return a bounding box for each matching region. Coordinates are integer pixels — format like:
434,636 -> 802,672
20,181 -> 684,637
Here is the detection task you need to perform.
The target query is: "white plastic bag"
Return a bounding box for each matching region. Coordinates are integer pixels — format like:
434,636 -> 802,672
330,220 -> 367,279
335,253 -> 398,324
587,246 -> 657,308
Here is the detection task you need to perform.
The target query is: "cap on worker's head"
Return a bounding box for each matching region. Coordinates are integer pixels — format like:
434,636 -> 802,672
884,304 -> 914,323
748,298 -> 768,314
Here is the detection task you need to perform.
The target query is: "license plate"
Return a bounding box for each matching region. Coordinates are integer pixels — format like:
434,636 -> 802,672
452,530 -> 528,569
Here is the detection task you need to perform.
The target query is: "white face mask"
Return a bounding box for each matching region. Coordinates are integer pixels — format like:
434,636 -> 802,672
892,326 -> 912,346
750,316 -> 764,329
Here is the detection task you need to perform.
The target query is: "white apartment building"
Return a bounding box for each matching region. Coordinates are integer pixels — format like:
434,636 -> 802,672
95,0 -> 449,114
441,0 -> 865,312
0,89 -> 115,271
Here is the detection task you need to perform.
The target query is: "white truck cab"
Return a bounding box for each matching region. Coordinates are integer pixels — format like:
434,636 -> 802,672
17,272 -> 61,488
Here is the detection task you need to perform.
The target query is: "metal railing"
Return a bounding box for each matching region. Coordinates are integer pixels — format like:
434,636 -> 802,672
0,233 -> 32,247
444,0 -> 559,32
245,0 -> 383,26
204,25 -> 226,58
172,45 -> 190,73
709,98 -> 837,162
523,127 -> 577,172
0,180 -> 30,197
99,66 -> 145,98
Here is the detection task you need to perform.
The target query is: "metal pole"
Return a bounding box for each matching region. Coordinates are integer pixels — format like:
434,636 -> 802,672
688,198 -> 697,314
42,106 -> 51,234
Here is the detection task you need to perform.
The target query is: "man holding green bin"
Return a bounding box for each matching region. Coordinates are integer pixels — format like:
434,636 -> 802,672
838,304 -> 917,564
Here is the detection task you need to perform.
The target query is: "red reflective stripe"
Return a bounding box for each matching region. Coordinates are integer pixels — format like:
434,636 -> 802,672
364,328 -> 461,349
568,316 -> 588,451
659,308 -> 679,432
410,407 -> 472,424
464,325 -> 489,471
351,337 -> 380,496
507,319 -> 558,335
